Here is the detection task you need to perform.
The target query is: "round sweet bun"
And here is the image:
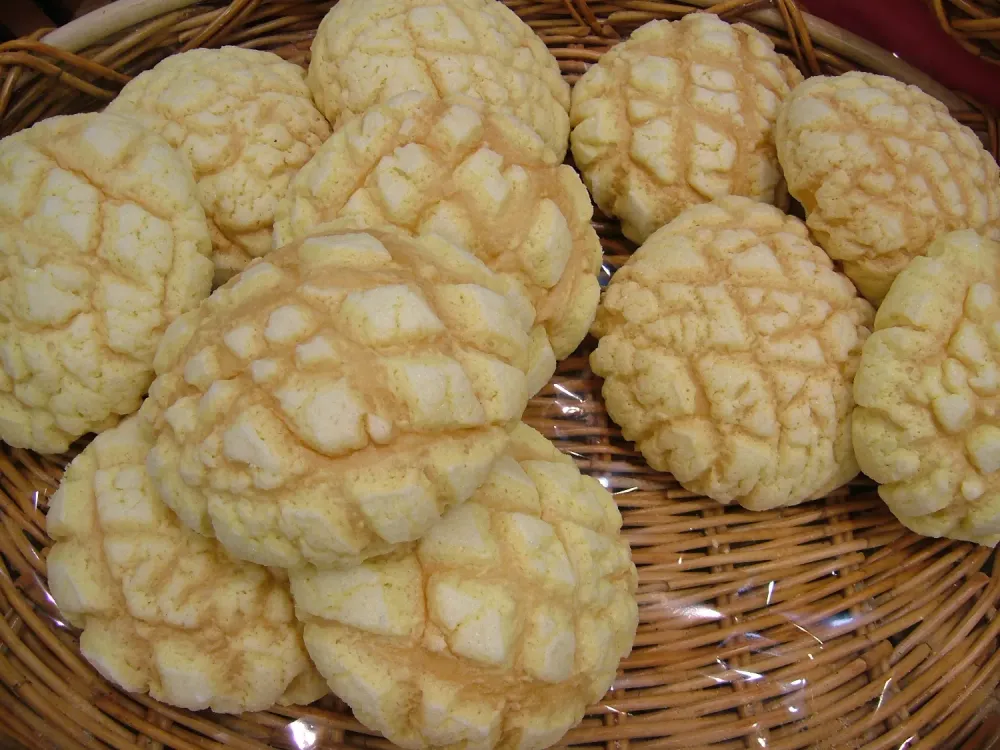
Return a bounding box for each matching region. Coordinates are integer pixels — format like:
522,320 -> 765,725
292,422 -> 638,750
107,47 -> 331,283
308,0 -> 570,158
0,112 -> 213,454
274,91 -> 601,374
570,13 -> 802,244
591,196 -> 874,510
854,230 -> 1000,546
776,71 -> 1000,303
46,415 -> 326,713
142,225 -> 538,570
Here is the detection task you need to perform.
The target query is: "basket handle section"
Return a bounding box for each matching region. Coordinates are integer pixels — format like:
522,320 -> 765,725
40,0 -> 201,52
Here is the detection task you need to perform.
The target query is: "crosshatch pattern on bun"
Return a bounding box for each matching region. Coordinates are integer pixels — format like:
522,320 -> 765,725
107,46 -> 331,283
0,112 -> 214,454
854,230 -> 1000,546
142,226 -> 538,570
592,197 -> 874,510
570,14 -> 803,244
307,0 -> 570,158
274,92 -> 601,373
776,71 -> 1000,303
46,414 -> 327,714
292,423 -> 638,750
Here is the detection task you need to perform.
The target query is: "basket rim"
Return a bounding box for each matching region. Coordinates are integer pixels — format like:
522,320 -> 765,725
40,0 -> 969,109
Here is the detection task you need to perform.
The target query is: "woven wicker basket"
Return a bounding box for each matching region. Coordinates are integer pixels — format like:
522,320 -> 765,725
2,1 -> 1000,748
928,0 -> 1000,64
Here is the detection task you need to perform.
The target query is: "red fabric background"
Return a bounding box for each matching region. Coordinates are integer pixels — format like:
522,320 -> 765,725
800,0 -> 1000,109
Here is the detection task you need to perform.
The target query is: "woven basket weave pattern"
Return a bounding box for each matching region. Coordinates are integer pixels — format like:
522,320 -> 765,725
928,0 -> 1000,64
1,2 -> 999,749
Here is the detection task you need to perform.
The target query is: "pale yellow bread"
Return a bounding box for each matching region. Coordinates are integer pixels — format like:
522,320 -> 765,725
142,226 -> 538,569
46,415 -> 326,713
592,196 -> 874,509
0,112 -> 213,454
274,92 -> 601,374
854,230 -> 1000,546
776,71 -> 1000,303
308,0 -> 570,158
570,14 -> 802,244
107,47 -> 330,283
292,423 -> 638,750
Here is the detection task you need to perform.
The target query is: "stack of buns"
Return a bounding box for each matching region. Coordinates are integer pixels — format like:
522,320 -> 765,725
585,58 -> 1000,545
2,1 -> 999,748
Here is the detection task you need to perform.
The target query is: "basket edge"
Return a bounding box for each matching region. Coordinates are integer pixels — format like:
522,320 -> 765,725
39,0 -> 202,53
